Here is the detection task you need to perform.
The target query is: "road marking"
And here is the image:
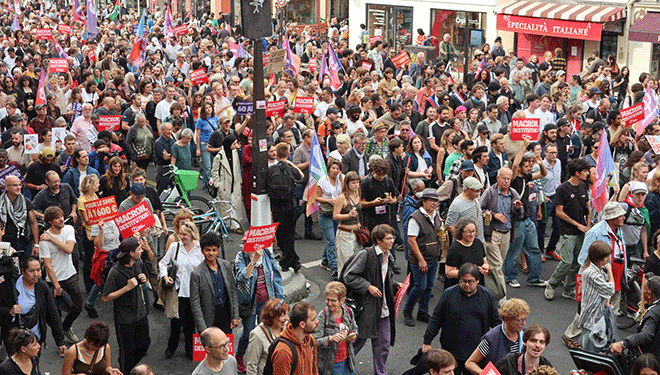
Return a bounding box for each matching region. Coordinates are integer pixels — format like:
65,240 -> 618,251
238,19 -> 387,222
302,260 -> 322,269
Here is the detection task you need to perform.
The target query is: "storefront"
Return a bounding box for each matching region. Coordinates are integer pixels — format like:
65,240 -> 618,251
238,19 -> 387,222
366,4 -> 414,46
495,1 -> 626,78
628,10 -> 660,77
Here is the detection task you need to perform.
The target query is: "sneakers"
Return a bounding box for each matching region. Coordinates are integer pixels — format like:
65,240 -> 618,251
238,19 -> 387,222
403,311 -> 415,327
562,291 -> 577,300
331,270 -> 338,280
63,329 -> 79,343
304,232 -> 323,240
236,356 -> 247,373
527,279 -> 547,287
85,305 -> 99,319
320,260 -> 330,271
417,313 -> 431,323
508,280 -> 521,288
546,251 -> 562,261
544,284 -> 555,300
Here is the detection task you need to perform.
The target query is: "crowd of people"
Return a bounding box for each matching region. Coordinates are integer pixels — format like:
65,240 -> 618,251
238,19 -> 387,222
0,1 -> 660,375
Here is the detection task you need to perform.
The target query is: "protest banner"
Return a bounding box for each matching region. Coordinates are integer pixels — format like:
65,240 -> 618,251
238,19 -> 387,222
392,52 -> 411,69
98,115 -> 121,131
394,273 -> 411,317
193,333 -> 233,361
113,201 -> 156,238
620,102 -> 646,134
647,135 -> 660,154
84,197 -> 119,225
0,165 -> 23,188
309,58 -> 317,72
243,223 -> 279,252
264,49 -> 286,75
236,101 -> 253,116
57,24 -> 72,35
174,24 -> 189,35
49,58 -> 69,73
88,50 -> 96,62
262,54 -> 269,67
190,69 -> 209,85
36,28 -> 53,40
361,62 -> 372,71
293,97 -> 314,114
368,36 -> 381,45
266,99 -> 286,117
52,128 -> 68,152
511,118 -> 540,141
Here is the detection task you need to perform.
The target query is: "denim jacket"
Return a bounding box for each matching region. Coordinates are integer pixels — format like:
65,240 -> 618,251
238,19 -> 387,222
234,250 -> 285,314
63,166 -> 100,197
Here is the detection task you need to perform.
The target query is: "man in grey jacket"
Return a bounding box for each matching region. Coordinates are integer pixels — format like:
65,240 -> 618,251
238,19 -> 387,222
190,232 -> 240,334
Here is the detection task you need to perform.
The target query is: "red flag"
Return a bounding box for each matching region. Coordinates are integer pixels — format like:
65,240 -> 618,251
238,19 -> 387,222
35,70 -> 47,106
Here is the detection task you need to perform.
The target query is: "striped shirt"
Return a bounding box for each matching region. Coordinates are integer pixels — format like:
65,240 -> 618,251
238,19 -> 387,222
578,262 -> 615,331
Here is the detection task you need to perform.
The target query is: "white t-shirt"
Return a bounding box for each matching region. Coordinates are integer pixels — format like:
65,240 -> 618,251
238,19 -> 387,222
90,221 -> 120,251
40,225 -> 77,282
155,99 -> 174,121
318,174 -> 343,199
538,109 -> 555,130
346,120 -> 367,137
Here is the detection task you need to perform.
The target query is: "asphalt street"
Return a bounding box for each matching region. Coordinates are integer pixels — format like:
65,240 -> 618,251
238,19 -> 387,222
34,185 -> 636,375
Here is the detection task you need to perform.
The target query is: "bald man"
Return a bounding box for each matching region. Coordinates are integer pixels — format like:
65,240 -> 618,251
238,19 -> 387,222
0,176 -> 40,258
192,327 -> 237,375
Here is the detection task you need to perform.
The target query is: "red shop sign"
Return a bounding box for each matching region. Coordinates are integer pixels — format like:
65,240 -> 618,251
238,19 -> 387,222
496,14 -> 603,41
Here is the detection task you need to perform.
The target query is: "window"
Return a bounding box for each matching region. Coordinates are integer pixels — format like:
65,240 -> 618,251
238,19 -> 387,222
367,5 -> 413,47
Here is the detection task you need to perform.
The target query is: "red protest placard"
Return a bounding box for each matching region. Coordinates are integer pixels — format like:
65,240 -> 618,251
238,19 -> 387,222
293,97 -> 314,114
57,24 -> 72,35
243,223 -> 279,252
368,36 -> 381,45
193,333 -> 234,361
49,58 -> 68,73
621,102 -> 645,135
361,62 -> 373,71
83,196 -> 119,225
36,28 -> 53,40
511,118 -> 540,141
480,362 -> 501,375
190,69 -> 209,85
113,201 -> 156,238
88,50 -> 96,62
174,24 -> 189,36
266,99 -> 286,117
99,115 -> 121,131
394,273 -> 411,317
647,135 -> 660,154
263,54 -> 269,68
309,58 -> 317,72
392,52 -> 411,69
576,274 -> 582,303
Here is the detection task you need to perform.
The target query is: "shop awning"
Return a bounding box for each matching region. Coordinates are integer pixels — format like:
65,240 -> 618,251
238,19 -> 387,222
629,12 -> 660,43
497,1 -> 626,23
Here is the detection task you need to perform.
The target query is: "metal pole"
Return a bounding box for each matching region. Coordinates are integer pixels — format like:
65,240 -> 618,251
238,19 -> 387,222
463,25 -> 469,81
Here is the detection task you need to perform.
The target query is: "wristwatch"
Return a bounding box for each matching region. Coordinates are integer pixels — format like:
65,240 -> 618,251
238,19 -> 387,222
250,261 -> 257,266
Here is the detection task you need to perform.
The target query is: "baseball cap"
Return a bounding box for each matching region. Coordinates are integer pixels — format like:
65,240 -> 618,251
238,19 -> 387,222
460,160 -> 475,171
41,147 -> 55,158
477,124 -> 490,134
130,182 -> 146,195
331,120 -> 343,130
116,238 -> 139,259
589,87 -> 602,96
463,176 -> 483,191
326,107 -> 339,116
35,104 -> 45,111
554,70 -> 566,77
630,181 -> 648,194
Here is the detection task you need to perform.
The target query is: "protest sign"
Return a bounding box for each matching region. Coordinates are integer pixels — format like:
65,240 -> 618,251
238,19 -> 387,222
236,101 -> 253,116
57,24 -> 72,35
266,99 -> 286,117
392,52 -> 411,69
24,135 -> 39,154
49,58 -> 69,73
193,333 -> 233,361
620,102 -> 646,134
264,49 -> 286,75
511,118 -> 540,141
647,135 -> 660,154
394,273 -> 411,317
99,115 -> 121,131
262,54 -> 269,67
243,223 -> 279,252
52,128 -> 68,152
174,24 -> 189,35
480,362 -> 501,375
361,62 -> 372,71
293,97 -> 314,114
368,36 -> 381,45
84,197 -> 119,225
36,28 -> 52,40
0,165 -> 23,188
113,201 -> 156,238
88,50 -> 96,62
190,69 -> 209,85
309,58 -> 317,72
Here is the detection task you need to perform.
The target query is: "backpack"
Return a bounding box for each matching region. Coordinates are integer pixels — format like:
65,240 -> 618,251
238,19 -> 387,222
267,162 -> 296,202
263,336 -> 312,375
438,177 -> 459,219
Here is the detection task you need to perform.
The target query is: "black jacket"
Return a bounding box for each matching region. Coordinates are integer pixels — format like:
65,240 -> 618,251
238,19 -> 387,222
0,278 -> 64,348
495,352 -> 552,375
623,302 -> 660,359
341,149 -> 368,177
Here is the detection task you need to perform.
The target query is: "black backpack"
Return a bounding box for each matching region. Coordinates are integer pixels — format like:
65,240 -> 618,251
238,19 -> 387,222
438,177 -> 459,219
267,162 -> 296,202
263,336 -> 312,375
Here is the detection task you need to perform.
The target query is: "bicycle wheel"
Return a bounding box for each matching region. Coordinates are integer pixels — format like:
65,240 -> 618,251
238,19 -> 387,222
216,217 -> 245,260
185,196 -> 213,215
194,212 -> 216,235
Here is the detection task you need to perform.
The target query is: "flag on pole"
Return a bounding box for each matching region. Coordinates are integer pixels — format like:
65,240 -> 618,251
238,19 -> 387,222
642,87 -> 660,129
319,52 -> 329,82
72,0 -> 85,22
327,44 -> 342,90
86,0 -> 98,39
165,5 -> 174,38
591,131 -> 615,212
11,14 -> 20,31
109,0 -> 120,21
306,132 -> 328,216
129,10 -> 147,67
35,70 -> 47,106
54,39 -> 68,59
14,0 -> 21,15
236,43 -> 247,58
283,36 -> 298,75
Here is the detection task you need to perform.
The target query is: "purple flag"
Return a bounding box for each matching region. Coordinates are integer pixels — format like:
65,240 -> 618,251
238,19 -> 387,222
86,0 -> 98,38
284,36 -> 297,75
165,6 -> 174,38
54,39 -> 68,59
642,87 -> 660,129
236,43 -> 247,58
592,131 -> 614,212
319,52 -> 328,81
11,14 -> 20,32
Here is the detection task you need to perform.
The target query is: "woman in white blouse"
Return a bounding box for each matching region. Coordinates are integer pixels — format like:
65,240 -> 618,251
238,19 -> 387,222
158,221 -> 204,360
315,159 -> 344,279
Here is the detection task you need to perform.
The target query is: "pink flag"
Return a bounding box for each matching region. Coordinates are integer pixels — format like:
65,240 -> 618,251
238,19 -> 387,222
591,131 -> 614,212
319,52 -> 328,82
35,70 -> 47,106
283,36 -> 297,75
165,6 -> 174,38
327,44 -> 342,90
642,87 -> 660,129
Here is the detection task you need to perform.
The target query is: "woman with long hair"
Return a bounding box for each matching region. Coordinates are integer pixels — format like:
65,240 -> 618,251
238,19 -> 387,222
619,160 -> 649,200
550,91 -> 567,120
630,354 -> 660,375
159,221 -> 203,359
436,130 -> 457,180
17,74 -> 36,119
404,135 -> 433,185
99,156 -> 130,204
415,65 -> 435,90
316,159 -> 345,278
613,66 -> 630,103
525,55 -> 540,83
195,101 -> 218,185
66,87 -> 84,124
212,134 -> 247,226
333,171 -> 363,271
191,92 -> 204,120
579,240 -> 615,352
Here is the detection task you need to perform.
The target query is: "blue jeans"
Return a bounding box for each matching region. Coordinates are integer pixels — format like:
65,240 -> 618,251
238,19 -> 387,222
86,284 -> 101,309
537,196 -> 560,253
236,300 -> 266,357
200,142 -> 212,185
581,328 -> 604,353
11,239 -> 33,261
294,183 -> 313,234
404,260 -> 438,315
333,359 -> 354,375
319,214 -> 338,270
504,218 -> 542,283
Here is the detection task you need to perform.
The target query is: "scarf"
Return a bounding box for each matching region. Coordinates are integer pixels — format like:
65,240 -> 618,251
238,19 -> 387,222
0,191 -> 27,238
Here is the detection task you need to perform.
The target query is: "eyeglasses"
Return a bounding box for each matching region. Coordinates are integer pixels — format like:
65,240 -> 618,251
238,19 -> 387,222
515,317 -> 527,324
459,278 -> 477,285
208,341 -> 230,350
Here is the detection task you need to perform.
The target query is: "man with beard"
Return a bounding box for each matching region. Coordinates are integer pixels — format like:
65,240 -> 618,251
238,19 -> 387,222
6,128 -> 31,172
270,302 -> 319,375
24,147 -> 61,198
